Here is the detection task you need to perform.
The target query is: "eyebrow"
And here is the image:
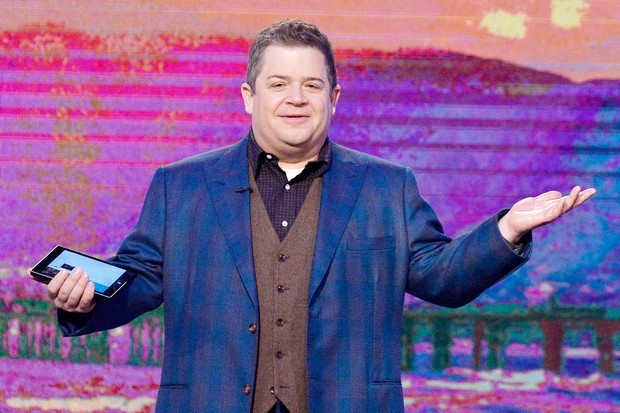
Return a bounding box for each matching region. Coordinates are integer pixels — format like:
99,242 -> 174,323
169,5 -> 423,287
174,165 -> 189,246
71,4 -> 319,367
267,75 -> 325,84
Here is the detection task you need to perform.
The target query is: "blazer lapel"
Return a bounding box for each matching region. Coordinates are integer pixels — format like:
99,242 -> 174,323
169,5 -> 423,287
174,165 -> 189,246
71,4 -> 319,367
205,138 -> 258,309
203,139 -> 366,309
308,144 -> 367,306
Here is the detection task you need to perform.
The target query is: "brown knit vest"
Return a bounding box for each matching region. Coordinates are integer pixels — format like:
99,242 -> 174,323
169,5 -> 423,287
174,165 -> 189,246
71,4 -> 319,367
250,172 -> 322,413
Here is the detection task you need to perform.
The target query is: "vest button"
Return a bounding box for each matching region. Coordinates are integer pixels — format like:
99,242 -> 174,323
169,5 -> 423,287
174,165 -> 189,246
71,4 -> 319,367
242,384 -> 252,395
278,254 -> 288,262
277,284 -> 286,293
275,351 -> 284,359
270,386 -> 275,395
248,323 -> 257,334
276,318 -> 285,327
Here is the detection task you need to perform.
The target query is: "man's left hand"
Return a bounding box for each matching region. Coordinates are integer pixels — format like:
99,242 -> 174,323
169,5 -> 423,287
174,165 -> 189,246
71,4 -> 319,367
498,186 -> 597,245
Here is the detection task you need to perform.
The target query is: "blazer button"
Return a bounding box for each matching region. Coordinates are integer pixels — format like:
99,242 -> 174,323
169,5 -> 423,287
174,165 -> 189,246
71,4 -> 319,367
276,319 -> 285,327
248,323 -> 257,334
275,351 -> 284,359
242,384 -> 252,395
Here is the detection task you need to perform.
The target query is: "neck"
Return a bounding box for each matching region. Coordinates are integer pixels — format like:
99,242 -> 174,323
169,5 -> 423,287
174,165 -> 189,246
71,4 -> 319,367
251,133 -> 325,168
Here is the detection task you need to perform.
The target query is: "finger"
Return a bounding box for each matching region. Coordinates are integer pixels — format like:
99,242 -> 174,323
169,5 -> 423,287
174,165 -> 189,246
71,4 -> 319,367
534,190 -> 563,203
561,186 -> 581,214
47,270 -> 70,299
560,185 -> 596,215
536,195 -> 566,215
77,281 -> 96,313
54,267 -> 83,305
544,197 -> 565,220
574,187 -> 597,207
540,186 -> 579,213
65,270 -> 91,309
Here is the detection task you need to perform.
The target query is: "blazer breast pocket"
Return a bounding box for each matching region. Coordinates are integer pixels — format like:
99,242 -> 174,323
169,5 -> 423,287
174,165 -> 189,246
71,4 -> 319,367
344,236 -> 396,286
346,236 -> 395,251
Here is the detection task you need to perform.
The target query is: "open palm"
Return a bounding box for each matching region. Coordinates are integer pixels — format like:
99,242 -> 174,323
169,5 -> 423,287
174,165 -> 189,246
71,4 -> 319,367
498,186 -> 597,244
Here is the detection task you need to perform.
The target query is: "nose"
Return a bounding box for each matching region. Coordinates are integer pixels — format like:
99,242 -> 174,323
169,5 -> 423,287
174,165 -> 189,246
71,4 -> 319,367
286,84 -> 307,105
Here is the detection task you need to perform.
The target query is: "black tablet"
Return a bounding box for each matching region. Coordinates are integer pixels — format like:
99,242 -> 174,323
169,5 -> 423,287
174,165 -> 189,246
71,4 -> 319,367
30,245 -> 128,298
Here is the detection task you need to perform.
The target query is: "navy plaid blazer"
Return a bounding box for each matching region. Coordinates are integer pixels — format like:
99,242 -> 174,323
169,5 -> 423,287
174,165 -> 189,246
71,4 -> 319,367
59,136 -> 529,412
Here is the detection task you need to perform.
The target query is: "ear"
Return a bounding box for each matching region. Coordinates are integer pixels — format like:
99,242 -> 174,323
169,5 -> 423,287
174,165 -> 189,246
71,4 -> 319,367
241,83 -> 254,115
330,84 -> 341,115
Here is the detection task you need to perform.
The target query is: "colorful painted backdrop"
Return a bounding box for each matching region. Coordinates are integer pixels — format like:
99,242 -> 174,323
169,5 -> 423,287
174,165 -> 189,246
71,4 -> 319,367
0,1 -> 618,412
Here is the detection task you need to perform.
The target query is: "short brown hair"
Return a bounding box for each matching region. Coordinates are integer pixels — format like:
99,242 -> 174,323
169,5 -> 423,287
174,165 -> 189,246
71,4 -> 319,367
246,20 -> 338,92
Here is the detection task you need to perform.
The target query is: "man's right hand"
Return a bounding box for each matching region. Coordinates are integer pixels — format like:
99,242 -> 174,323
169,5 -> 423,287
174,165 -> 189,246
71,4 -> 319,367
46,267 -> 96,313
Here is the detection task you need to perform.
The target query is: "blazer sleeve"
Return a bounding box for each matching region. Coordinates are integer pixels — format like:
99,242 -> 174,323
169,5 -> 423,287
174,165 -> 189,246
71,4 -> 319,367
58,167 -> 167,336
402,167 -> 532,308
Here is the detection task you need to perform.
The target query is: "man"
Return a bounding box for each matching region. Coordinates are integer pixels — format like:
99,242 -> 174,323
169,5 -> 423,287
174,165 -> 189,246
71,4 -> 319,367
43,20 -> 595,412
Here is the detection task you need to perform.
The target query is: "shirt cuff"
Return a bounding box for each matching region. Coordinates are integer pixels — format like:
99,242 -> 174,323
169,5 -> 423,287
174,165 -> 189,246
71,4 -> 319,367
497,209 -> 532,257
504,238 -> 525,255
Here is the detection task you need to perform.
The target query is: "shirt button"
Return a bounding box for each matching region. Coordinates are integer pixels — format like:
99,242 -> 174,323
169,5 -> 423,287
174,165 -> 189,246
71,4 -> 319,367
284,184 -> 291,190
276,318 -> 285,327
248,323 -> 257,334
277,284 -> 286,293
242,384 -> 252,395
278,254 -> 288,262
270,386 -> 275,395
266,154 -> 273,160
281,220 -> 288,227
275,351 -> 284,359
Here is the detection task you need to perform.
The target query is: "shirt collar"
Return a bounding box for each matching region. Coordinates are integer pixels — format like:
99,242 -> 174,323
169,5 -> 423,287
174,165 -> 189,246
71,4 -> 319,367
247,128 -> 332,179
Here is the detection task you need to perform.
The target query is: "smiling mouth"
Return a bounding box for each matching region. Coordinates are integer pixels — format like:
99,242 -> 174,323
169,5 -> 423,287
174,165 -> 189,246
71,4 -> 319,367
280,114 -> 310,123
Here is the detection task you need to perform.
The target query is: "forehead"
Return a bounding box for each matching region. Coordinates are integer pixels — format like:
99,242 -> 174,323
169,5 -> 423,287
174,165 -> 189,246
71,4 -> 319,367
257,46 -> 328,79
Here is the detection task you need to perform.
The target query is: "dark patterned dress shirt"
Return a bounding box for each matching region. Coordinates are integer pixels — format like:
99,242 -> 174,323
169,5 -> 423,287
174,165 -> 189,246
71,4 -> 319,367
248,130 -> 331,241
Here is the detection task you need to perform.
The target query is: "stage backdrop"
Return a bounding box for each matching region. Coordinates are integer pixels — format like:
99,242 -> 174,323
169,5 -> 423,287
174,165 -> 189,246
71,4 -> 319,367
0,1 -> 618,412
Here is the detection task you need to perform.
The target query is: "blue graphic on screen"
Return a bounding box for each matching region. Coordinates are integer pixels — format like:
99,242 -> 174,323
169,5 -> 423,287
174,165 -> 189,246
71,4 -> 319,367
48,251 -> 125,293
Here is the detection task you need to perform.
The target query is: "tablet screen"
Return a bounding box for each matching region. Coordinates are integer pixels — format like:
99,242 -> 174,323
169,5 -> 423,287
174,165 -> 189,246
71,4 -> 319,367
47,250 -> 125,294
31,246 -> 127,298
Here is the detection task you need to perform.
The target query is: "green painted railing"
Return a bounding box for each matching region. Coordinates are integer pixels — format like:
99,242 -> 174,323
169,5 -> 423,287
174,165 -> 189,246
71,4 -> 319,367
1,300 -> 617,375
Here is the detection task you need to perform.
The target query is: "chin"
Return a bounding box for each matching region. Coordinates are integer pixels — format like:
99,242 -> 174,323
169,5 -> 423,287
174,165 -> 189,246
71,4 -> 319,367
279,133 -> 312,146
289,137 -> 320,149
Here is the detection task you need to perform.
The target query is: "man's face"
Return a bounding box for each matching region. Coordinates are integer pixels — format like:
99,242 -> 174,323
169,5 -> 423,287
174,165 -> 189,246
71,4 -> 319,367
241,46 -> 340,163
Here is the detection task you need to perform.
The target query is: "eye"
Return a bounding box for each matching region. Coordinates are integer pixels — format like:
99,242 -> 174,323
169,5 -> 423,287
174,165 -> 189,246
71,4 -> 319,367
271,82 -> 286,89
305,83 -> 322,90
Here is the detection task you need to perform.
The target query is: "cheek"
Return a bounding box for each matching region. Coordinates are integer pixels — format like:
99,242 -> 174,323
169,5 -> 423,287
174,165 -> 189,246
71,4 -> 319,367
260,99 -> 280,118
253,104 -> 271,122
